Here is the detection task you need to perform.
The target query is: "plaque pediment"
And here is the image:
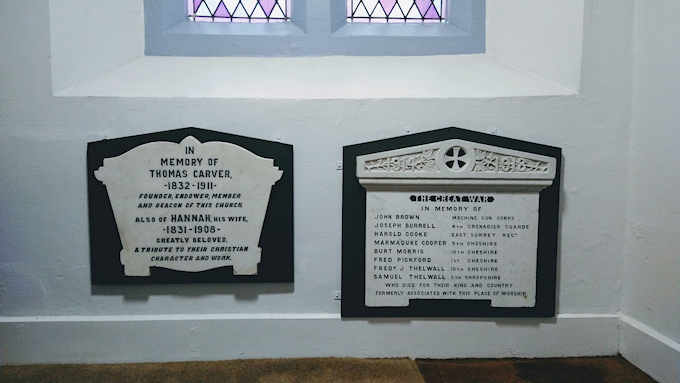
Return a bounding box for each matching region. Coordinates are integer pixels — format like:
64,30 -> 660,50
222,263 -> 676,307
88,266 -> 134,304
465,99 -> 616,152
357,139 -> 556,191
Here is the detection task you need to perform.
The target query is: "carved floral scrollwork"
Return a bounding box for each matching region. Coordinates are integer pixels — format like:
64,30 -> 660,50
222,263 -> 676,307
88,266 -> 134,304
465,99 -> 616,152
364,150 -> 437,173
473,150 -> 549,173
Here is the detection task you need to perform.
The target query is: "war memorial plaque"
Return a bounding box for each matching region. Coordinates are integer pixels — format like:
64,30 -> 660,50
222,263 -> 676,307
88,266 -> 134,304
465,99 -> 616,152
342,127 -> 561,318
87,128 -> 293,285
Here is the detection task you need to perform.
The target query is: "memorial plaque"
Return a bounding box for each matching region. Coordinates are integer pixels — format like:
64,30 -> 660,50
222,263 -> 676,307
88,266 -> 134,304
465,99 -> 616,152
88,128 -> 293,285
342,127 -> 560,318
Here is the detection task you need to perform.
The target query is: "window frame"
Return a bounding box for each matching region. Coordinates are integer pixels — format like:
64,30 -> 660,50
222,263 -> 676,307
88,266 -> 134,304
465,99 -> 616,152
144,0 -> 485,57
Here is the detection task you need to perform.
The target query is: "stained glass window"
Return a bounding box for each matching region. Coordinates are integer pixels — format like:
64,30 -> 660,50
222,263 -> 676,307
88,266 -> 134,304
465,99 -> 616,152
188,0 -> 289,22
347,0 -> 444,22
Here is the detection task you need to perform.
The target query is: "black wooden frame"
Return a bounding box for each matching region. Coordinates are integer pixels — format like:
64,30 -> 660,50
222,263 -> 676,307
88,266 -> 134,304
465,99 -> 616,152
341,127 -> 561,318
87,127 -> 294,285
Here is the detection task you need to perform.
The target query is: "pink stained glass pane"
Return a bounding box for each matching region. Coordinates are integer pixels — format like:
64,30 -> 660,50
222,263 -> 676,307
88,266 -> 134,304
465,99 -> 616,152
348,0 -> 443,22
187,0 -> 288,22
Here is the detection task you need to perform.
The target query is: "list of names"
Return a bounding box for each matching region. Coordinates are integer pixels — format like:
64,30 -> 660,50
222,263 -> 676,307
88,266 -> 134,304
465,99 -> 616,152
365,191 -> 539,307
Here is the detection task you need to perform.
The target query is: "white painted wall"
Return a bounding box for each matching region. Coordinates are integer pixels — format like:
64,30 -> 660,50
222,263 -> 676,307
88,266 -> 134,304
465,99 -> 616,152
619,1 -> 680,382
625,0 -> 680,345
1,1 -> 676,379
486,0 -> 584,91
49,0 -> 144,94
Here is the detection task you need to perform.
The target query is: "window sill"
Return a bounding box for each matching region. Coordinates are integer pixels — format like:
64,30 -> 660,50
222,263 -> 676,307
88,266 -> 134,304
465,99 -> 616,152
56,54 -> 576,100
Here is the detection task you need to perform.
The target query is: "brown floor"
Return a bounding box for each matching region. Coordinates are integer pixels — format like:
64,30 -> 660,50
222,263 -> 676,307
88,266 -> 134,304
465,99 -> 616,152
1,355 -> 656,383
416,356 -> 657,383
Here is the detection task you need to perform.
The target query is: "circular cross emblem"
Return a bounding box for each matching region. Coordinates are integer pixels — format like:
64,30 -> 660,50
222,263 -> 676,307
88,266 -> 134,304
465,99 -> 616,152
444,146 -> 469,171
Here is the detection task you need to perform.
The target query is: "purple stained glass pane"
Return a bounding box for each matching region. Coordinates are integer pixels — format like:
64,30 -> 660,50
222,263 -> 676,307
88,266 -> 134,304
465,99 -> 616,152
260,0 -> 277,16
423,4 -> 439,19
214,2 -> 231,18
414,0 -> 431,16
381,0 -> 397,15
193,0 -> 203,13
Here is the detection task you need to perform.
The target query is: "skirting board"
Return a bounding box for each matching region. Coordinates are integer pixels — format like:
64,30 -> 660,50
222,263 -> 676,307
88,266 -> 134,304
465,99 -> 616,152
619,314 -> 680,383
0,314 -> 617,365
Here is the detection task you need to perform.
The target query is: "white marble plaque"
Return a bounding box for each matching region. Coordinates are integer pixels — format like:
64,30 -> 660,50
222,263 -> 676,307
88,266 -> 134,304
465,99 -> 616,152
94,136 -> 282,276
357,139 -> 556,308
